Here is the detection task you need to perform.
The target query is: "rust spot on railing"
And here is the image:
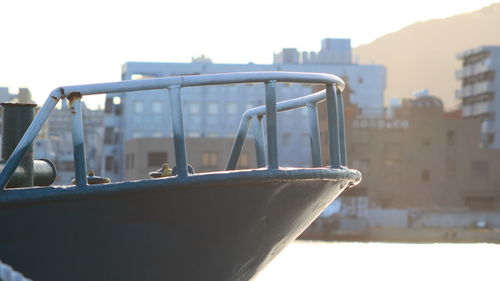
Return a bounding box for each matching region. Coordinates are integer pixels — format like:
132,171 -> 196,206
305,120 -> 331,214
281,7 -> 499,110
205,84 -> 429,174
67,92 -> 82,101
67,92 -> 82,115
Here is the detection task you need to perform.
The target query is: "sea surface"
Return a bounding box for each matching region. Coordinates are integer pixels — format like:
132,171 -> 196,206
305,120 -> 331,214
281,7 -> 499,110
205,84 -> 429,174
254,241 -> 499,281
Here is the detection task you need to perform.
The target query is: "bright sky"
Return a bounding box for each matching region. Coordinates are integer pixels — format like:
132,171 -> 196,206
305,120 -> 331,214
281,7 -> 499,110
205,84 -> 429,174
0,0 -> 498,108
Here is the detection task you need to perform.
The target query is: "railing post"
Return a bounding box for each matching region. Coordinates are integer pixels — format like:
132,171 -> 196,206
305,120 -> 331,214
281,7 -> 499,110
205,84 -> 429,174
168,86 -> 188,177
337,89 -> 347,166
226,116 -> 252,170
307,103 -> 322,167
0,89 -> 62,190
326,83 -> 341,168
69,94 -> 88,187
265,80 -> 279,169
255,116 -> 267,168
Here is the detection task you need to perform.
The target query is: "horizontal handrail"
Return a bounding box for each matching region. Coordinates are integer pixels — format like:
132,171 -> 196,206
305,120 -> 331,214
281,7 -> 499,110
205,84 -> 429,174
243,89 -> 326,119
0,71 -> 347,190
61,71 -> 345,96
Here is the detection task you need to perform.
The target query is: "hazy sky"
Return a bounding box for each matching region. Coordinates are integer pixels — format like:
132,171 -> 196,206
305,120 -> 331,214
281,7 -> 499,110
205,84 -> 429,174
0,0 -> 498,107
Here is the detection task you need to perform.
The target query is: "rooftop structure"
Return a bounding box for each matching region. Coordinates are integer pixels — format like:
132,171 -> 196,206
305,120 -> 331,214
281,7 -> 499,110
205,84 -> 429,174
274,38 -> 352,65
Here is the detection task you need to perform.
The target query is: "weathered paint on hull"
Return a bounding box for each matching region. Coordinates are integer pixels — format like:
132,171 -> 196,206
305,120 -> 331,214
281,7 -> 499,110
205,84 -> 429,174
0,168 -> 360,281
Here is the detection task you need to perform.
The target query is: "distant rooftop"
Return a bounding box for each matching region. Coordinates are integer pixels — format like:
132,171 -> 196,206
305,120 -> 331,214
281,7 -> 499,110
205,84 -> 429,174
273,38 -> 352,65
456,45 -> 500,59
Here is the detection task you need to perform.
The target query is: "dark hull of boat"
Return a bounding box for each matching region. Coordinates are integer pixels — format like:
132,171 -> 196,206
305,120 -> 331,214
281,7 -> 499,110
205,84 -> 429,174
0,168 -> 360,281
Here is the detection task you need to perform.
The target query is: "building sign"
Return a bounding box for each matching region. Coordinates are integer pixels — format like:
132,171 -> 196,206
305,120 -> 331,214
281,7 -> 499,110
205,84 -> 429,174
353,119 -> 409,129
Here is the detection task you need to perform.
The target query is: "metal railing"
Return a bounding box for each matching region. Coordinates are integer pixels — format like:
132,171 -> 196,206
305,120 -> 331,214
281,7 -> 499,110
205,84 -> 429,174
0,71 -> 346,190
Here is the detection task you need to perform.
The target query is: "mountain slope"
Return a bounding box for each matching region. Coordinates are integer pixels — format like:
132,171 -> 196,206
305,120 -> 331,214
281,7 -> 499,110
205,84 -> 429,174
354,3 -> 500,108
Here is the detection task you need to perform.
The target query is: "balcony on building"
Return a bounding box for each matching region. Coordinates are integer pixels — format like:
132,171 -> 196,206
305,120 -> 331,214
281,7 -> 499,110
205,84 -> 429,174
456,81 -> 495,99
462,100 -> 495,118
455,59 -> 492,79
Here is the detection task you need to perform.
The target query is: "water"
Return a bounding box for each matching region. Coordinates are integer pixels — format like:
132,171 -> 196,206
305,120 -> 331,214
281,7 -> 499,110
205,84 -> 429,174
255,241 -> 499,281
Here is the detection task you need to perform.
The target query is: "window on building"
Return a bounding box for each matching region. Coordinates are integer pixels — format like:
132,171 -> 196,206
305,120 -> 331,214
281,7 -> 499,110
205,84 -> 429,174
130,73 -> 157,80
471,161 -> 489,181
227,102 -> 237,115
105,156 -> 114,171
446,158 -> 456,179
447,130 -> 456,146
208,102 -> 219,115
133,101 -> 144,113
132,131 -> 143,139
131,74 -> 144,80
282,133 -> 292,146
115,104 -> 123,116
421,169 -> 430,182
189,102 -> 200,114
238,153 -> 249,168
148,152 -> 167,167
202,152 -> 218,168
487,133 -> 495,145
421,137 -> 432,147
152,131 -> 163,138
104,127 -> 114,144
104,97 -> 113,113
187,132 -> 201,137
152,101 -> 162,113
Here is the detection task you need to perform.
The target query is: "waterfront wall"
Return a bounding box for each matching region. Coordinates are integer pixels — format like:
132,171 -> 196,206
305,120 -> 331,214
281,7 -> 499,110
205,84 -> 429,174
412,210 -> 500,229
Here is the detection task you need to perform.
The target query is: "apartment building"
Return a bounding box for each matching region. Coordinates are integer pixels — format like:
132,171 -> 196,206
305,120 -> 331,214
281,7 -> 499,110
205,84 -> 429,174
456,46 -> 500,148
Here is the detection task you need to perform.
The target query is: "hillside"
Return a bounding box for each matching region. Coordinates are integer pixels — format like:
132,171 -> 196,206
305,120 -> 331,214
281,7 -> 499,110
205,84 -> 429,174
354,3 -> 500,108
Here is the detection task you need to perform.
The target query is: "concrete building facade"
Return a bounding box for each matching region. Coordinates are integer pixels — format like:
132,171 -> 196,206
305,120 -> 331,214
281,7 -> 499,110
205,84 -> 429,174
103,39 -> 385,181
124,137 -> 256,180
320,93 -> 500,211
456,46 -> 500,149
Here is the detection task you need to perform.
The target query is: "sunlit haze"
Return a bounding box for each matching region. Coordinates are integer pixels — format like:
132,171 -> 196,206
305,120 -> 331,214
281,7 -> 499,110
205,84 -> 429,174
255,241 -> 499,281
0,0 -> 498,108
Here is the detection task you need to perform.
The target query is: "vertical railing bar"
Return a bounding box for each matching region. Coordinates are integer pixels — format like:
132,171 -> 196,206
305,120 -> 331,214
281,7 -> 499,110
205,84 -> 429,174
265,80 -> 279,169
168,86 -> 188,177
0,89 -> 62,190
226,116 -> 252,170
255,116 -> 266,168
69,95 -> 88,187
336,88 -> 347,166
307,103 -> 322,167
326,83 -> 341,168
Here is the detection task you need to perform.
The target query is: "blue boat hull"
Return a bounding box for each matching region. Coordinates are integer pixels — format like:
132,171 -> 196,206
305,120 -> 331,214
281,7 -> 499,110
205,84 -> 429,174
0,168 -> 360,281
